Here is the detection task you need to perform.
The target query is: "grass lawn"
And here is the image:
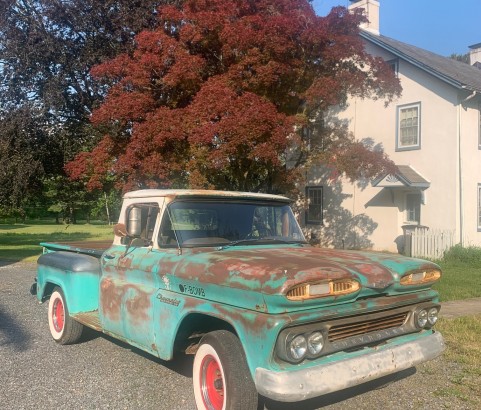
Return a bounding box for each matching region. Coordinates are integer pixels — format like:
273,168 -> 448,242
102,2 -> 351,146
434,260 -> 481,302
0,222 -> 113,262
434,315 -> 481,406
433,245 -> 481,302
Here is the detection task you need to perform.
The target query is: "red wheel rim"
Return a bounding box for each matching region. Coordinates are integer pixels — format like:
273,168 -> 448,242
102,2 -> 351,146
200,355 -> 224,410
53,297 -> 65,332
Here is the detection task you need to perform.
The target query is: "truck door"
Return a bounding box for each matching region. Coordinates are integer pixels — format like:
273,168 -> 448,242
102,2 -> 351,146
100,201 -> 163,355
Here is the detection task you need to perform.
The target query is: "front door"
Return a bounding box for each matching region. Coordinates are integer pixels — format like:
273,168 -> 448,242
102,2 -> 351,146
99,201 -> 162,355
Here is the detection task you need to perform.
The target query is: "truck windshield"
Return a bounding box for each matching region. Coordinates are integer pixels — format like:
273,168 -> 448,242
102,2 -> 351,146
158,200 -> 306,247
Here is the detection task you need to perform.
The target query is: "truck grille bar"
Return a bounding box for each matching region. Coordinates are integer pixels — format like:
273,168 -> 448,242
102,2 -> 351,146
328,311 -> 408,342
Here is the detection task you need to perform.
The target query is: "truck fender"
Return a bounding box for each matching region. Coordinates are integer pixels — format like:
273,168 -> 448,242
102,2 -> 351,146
37,251 -> 101,314
37,251 -> 101,274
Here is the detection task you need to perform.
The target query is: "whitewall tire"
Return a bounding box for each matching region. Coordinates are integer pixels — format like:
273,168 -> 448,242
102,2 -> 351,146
193,330 -> 258,410
47,287 -> 83,344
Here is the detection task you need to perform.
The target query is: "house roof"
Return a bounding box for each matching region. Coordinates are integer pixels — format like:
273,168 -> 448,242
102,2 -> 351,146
361,31 -> 481,93
372,165 -> 430,189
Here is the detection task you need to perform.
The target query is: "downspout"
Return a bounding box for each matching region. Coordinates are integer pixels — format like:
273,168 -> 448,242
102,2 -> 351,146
457,101 -> 463,246
458,90 -> 478,246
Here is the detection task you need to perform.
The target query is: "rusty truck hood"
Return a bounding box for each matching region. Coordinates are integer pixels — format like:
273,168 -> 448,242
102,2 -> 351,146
173,245 -> 438,295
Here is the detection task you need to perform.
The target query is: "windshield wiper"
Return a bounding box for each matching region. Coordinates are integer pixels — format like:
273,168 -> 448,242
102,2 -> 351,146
216,238 -> 262,250
217,237 -> 306,250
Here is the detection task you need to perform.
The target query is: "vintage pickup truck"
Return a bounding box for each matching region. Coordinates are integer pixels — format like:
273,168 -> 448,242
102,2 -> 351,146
32,189 -> 445,409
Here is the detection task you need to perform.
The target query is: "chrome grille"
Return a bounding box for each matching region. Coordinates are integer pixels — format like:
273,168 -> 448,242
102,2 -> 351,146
328,311 -> 408,342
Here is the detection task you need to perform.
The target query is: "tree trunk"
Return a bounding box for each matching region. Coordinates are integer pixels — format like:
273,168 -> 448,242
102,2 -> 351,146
104,192 -> 111,225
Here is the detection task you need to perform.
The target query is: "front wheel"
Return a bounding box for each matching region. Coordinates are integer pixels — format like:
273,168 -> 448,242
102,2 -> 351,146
193,330 -> 258,410
48,287 -> 83,344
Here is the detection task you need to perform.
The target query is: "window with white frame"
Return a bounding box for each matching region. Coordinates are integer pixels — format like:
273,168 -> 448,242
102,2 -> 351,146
406,193 -> 421,224
478,184 -> 481,230
397,102 -> 421,150
306,186 -> 323,224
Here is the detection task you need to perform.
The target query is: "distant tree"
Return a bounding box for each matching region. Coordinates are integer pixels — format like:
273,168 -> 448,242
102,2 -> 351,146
0,108 -> 44,214
67,1 -> 401,194
89,190 -> 123,224
0,0 -> 171,115
42,175 -> 96,223
0,0 -> 176,210
449,53 -> 470,64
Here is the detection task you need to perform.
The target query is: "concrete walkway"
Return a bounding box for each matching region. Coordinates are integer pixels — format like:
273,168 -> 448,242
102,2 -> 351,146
440,297 -> 481,319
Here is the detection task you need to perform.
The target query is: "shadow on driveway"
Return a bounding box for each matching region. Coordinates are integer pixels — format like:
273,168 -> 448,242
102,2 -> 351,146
0,304 -> 31,352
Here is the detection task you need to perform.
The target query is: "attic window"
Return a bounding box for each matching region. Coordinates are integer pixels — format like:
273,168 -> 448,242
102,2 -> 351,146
387,58 -> 399,77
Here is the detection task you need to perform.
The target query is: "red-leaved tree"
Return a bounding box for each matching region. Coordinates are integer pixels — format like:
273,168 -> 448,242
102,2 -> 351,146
66,0 -> 400,193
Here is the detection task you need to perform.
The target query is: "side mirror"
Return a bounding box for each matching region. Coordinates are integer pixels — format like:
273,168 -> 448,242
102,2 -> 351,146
127,207 -> 142,237
114,223 -> 128,238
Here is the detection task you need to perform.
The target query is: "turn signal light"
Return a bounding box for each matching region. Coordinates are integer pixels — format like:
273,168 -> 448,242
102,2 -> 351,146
400,269 -> 441,286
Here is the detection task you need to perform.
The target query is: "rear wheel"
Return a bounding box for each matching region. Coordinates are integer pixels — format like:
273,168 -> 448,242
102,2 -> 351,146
193,330 -> 258,410
48,287 -> 83,344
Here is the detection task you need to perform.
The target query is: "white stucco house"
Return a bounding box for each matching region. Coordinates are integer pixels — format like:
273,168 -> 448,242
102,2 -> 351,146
304,0 -> 481,256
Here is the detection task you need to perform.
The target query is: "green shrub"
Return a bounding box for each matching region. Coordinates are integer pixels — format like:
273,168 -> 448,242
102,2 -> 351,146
433,245 -> 481,301
442,244 -> 481,267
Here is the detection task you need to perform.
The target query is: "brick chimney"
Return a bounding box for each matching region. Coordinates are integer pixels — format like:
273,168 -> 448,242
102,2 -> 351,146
468,43 -> 481,68
348,0 -> 380,35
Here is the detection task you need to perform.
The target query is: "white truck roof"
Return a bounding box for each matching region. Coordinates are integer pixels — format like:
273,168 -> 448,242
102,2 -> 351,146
123,189 -> 291,202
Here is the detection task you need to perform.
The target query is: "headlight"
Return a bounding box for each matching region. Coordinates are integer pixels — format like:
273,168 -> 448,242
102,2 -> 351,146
400,269 -> 441,285
413,305 -> 440,329
427,307 -> 439,326
416,309 -> 428,328
288,335 -> 307,361
307,332 -> 324,355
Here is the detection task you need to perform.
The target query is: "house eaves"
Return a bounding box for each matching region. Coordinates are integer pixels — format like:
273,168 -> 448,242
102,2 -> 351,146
360,31 -> 481,94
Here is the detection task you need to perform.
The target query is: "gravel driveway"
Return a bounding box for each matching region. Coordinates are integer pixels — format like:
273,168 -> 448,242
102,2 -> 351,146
0,261 -> 473,409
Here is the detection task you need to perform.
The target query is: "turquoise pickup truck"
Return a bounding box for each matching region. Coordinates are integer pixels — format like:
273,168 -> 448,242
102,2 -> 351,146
32,189 -> 445,409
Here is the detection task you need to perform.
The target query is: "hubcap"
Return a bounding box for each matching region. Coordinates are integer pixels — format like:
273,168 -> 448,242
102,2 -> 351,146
53,297 -> 65,332
200,355 -> 224,410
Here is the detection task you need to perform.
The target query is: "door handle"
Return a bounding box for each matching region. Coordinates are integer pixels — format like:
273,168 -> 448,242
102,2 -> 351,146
103,253 -> 115,260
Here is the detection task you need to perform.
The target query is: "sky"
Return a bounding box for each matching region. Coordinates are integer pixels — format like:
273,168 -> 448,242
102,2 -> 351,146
312,0 -> 481,57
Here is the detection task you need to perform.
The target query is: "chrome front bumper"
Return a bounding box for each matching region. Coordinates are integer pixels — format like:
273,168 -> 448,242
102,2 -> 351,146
255,331 -> 445,402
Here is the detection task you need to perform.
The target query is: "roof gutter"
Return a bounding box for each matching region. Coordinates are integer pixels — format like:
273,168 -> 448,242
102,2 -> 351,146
461,90 -> 478,106
457,90 -> 478,246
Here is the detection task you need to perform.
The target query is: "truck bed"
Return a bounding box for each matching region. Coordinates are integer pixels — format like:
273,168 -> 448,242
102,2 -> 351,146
40,240 -> 113,258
